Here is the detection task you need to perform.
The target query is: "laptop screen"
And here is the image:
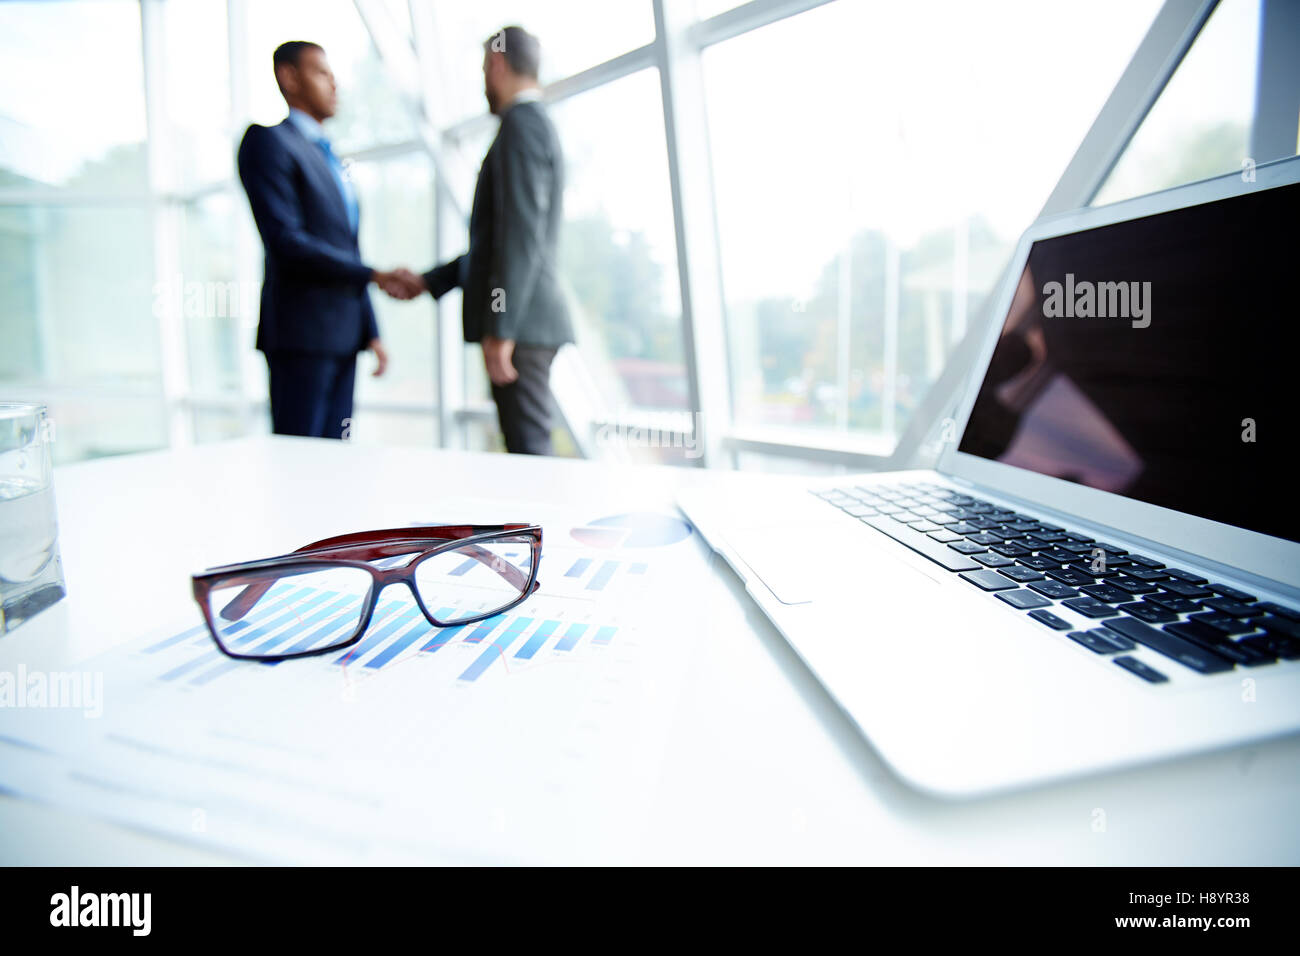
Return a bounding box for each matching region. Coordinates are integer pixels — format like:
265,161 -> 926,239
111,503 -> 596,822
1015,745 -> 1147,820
958,181 -> 1298,544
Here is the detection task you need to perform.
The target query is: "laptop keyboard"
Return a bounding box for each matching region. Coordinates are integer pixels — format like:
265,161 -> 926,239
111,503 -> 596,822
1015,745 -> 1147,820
814,480 -> 1300,684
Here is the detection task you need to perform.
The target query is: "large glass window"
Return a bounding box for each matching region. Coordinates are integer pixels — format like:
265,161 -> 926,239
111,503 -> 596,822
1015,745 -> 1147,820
1094,0 -> 1269,205
351,152 -> 437,415
704,0 -> 1160,443
428,1 -> 657,124
0,0 -> 148,191
551,69 -> 687,412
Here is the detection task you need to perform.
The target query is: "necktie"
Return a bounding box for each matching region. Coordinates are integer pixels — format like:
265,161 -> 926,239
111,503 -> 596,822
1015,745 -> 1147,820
316,137 -> 359,233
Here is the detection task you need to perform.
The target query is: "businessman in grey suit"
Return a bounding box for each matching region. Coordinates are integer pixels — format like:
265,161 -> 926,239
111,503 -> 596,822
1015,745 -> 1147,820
402,26 -> 573,455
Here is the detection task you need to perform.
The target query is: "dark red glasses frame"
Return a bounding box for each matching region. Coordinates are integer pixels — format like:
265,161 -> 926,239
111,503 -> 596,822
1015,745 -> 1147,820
190,524 -> 543,662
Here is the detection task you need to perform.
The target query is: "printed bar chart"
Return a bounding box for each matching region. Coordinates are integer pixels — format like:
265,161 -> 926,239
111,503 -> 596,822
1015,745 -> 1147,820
515,620 -> 560,659
459,616 -> 533,682
143,583 -> 625,688
554,622 -> 587,652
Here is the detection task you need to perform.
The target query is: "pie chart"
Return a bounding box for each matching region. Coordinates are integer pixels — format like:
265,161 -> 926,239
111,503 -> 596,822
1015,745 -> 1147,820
569,512 -> 693,549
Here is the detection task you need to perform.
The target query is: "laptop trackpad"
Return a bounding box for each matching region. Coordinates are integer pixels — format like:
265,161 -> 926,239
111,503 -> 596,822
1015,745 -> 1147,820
725,521 -> 942,605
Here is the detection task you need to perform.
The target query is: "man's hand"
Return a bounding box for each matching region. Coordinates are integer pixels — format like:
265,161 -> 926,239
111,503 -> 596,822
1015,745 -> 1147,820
368,337 -> 389,377
372,268 -> 424,301
482,336 -> 517,386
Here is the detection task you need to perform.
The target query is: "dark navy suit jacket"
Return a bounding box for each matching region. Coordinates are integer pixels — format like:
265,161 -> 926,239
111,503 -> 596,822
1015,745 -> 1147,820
237,119 -> 378,355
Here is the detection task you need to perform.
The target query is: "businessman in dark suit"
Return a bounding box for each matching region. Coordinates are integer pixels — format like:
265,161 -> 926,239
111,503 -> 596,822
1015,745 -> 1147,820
401,26 -> 574,455
237,41 -> 419,439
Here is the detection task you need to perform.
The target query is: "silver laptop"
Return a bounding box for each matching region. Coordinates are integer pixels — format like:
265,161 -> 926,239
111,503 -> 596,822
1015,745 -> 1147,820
677,156 -> 1300,798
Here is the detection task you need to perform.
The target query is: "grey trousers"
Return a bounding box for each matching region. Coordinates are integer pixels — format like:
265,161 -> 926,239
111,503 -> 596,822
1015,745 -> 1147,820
490,345 -> 558,455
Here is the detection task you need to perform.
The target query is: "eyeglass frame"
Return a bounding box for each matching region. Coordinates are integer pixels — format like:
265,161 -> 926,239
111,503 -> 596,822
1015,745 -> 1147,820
190,524 -> 543,662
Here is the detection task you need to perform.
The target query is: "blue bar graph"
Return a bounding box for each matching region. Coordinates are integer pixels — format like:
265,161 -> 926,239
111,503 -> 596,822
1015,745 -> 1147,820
592,626 -> 618,646
450,557 -> 477,576
364,616 -> 436,669
554,622 -> 587,652
587,561 -> 619,591
458,617 -> 533,682
332,604 -> 421,665
565,558 -> 591,578
420,607 -> 472,652
144,624 -> 211,654
256,594 -> 368,657
224,589 -> 337,649
192,602 -> 399,684
514,619 -> 560,659
463,615 -> 505,644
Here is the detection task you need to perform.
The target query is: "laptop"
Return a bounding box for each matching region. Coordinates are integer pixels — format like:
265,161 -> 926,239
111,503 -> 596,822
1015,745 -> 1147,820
677,156 -> 1300,798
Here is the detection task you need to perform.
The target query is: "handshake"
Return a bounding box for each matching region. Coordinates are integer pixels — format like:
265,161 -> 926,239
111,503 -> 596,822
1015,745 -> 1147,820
372,268 -> 427,301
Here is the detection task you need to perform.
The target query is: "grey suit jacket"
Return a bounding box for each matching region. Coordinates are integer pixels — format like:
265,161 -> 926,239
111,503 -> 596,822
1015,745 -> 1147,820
424,99 -> 574,347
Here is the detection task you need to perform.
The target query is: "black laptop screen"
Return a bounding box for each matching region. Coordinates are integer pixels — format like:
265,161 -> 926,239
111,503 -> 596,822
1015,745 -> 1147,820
957,180 -> 1299,544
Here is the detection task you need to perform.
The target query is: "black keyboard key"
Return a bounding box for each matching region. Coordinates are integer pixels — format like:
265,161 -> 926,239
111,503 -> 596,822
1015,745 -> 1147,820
1118,601 -> 1178,624
1109,576 -> 1159,595
1200,597 -> 1266,619
1145,592 -> 1202,615
1160,579 -> 1213,598
1165,568 -> 1208,585
1257,614 -> 1300,640
1126,554 -> 1165,569
966,533 -> 1002,546
1122,566 -> 1169,581
1028,580 -> 1079,600
1061,597 -> 1120,619
959,570 -> 1019,591
1078,583 -> 1130,603
927,529 -> 963,543
1060,541 -> 1097,553
1060,533 -> 1095,545
1240,632 -> 1300,661
1018,554 -> 1063,571
1046,567 -> 1096,587
1101,616 -> 1235,674
1187,612 -> 1256,636
990,542 -> 1031,557
861,516 -> 982,572
1093,542 -> 1128,555
948,541 -> 987,555
1038,547 -> 1079,564
997,589 -> 1053,610
999,565 -> 1045,583
948,523 -> 980,536
1028,609 -> 1072,630
1209,583 -> 1255,603
1004,521 -> 1040,532
1069,552 -> 1132,570
1164,621 -> 1268,667
974,552 -> 1015,568
1113,656 -> 1169,684
1256,602 -> 1300,622
1068,629 -> 1133,654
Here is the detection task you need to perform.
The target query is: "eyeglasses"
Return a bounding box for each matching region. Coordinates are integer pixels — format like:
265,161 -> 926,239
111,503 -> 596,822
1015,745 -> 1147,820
190,525 -> 542,662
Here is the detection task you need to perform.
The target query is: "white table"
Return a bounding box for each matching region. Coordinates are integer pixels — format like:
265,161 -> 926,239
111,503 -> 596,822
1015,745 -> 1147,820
2,436 -> 1296,864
